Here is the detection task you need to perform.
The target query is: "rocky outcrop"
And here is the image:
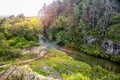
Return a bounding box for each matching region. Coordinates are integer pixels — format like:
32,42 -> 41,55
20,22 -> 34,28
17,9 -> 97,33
0,65 -> 58,80
102,40 -> 120,55
84,36 -> 99,44
22,46 -> 47,55
40,63 -> 61,79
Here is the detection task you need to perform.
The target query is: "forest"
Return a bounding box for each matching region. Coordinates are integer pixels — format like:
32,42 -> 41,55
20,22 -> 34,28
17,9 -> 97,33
0,0 -> 120,80
0,14 -> 41,62
39,0 -> 120,63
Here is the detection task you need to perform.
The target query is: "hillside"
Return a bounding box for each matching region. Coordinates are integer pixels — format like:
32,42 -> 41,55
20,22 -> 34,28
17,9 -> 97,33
38,0 -> 120,63
0,0 -> 120,80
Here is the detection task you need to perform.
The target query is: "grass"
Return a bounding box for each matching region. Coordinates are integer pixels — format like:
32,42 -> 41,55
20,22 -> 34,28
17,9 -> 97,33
0,47 -> 120,79
28,48 -> 91,79
7,37 -> 39,48
0,58 -> 15,72
18,53 -> 38,60
28,48 -> 120,80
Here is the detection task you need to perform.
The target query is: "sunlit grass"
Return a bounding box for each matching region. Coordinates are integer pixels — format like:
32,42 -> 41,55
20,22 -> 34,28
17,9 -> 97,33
0,47 -> 120,79
28,48 -> 120,79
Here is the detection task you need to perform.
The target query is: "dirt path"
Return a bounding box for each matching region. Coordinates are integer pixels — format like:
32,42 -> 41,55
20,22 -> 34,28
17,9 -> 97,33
22,46 -> 47,54
0,46 -> 49,80
0,46 -> 48,71
15,50 -> 48,65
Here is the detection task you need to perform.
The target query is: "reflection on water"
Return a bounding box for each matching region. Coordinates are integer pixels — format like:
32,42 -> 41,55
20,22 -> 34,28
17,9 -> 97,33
39,35 -> 120,73
58,46 -> 120,73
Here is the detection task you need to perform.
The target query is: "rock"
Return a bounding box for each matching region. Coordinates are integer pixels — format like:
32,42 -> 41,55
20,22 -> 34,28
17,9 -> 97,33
113,43 -> 120,55
0,65 -> 58,80
102,40 -> 114,55
0,65 -> 17,80
40,63 -> 61,79
84,36 -> 98,44
46,70 -> 61,79
75,65 -> 81,69
39,50 -> 48,57
102,40 -> 120,55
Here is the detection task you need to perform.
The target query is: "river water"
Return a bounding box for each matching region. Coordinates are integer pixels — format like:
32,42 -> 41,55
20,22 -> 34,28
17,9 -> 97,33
39,36 -> 120,73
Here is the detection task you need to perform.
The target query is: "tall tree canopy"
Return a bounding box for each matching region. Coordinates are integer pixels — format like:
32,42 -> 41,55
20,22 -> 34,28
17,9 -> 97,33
38,0 -> 120,62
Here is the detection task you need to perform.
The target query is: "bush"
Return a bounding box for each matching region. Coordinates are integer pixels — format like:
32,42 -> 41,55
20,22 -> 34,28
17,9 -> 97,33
0,40 -> 9,56
0,32 -> 6,40
110,56 -> 120,63
7,37 -> 27,48
5,49 -> 22,58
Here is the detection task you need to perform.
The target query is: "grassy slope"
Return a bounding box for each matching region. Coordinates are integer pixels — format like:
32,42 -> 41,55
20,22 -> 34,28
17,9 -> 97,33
28,48 -> 120,80
0,47 -> 120,79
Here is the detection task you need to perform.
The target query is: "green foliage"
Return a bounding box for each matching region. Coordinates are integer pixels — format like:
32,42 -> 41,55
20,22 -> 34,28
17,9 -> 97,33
7,37 -> 39,48
29,48 -> 120,80
0,15 -> 41,60
8,37 -> 26,47
62,73 -> 90,80
0,40 -> 9,56
48,15 -> 67,41
19,53 -> 38,61
0,16 -> 41,39
40,0 -> 120,63
110,56 -> 120,63
107,24 -> 120,42
109,14 -> 120,25
5,49 -> 22,58
0,32 -> 6,40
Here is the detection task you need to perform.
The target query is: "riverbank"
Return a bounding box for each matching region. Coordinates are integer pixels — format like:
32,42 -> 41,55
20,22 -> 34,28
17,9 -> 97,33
1,46 -> 120,80
39,37 -> 120,73
55,45 -> 120,73
57,42 -> 120,64
28,48 -> 120,80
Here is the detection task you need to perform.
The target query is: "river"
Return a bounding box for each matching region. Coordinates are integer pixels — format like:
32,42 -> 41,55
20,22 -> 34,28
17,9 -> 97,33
39,35 -> 120,73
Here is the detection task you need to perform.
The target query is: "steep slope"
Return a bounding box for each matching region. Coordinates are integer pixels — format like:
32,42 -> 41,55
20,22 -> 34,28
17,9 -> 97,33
38,0 -> 120,63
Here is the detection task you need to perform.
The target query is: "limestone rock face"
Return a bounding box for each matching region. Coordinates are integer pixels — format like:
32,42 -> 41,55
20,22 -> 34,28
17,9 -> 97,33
84,36 -> 98,44
0,65 -> 58,80
102,40 -> 120,55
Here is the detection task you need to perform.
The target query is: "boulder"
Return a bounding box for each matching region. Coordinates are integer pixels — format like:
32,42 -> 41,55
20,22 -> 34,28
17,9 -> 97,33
113,43 -> 120,55
0,65 -> 58,80
102,40 -> 120,55
84,36 -> 98,44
